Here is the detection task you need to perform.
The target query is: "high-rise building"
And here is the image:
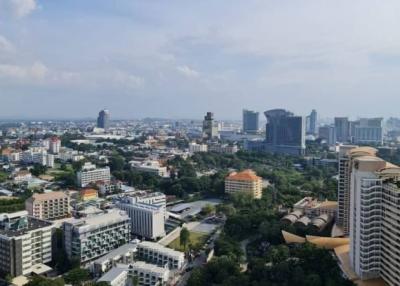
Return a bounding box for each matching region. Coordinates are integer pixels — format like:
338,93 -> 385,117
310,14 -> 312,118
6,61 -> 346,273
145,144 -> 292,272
344,149 -> 400,285
63,210 -> 130,264
225,169 -> 263,199
97,109 -> 110,130
306,109 -> 317,135
337,145 -> 361,235
0,211 -> 54,277
202,112 -> 219,140
318,125 -> 336,146
77,162 -> 111,187
264,109 -> 305,155
352,118 -> 383,145
242,109 -> 259,134
335,117 -> 350,143
25,191 -> 70,220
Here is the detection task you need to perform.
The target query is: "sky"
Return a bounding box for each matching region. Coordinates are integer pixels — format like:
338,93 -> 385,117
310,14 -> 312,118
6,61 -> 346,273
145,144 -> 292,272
1,0 -> 400,120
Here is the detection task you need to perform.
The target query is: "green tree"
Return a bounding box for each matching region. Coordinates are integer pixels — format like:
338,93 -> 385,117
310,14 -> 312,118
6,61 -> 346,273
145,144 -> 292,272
63,267 -> 90,286
180,227 -> 190,252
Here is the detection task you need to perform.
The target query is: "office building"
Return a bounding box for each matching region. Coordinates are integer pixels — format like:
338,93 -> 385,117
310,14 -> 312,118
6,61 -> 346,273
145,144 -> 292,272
306,109 -> 317,135
98,261 -> 170,286
97,109 -> 110,130
202,112 -> 219,140
0,211 -> 54,277
116,202 -> 165,240
25,191 -> 70,220
318,125 -> 336,146
264,109 -> 305,155
77,162 -> 111,187
242,109 -> 259,133
63,210 -> 130,264
225,169 -> 263,199
352,118 -> 383,145
345,149 -> 400,286
137,241 -> 185,270
335,117 -> 350,143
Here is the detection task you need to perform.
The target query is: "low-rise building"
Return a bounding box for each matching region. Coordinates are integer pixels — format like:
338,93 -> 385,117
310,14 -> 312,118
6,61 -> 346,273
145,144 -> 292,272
130,161 -> 168,177
77,162 -> 111,187
0,211 -> 54,277
188,142 -> 208,153
137,241 -> 184,270
63,210 -> 131,264
80,188 -> 99,201
225,169 -> 263,199
25,191 -> 70,220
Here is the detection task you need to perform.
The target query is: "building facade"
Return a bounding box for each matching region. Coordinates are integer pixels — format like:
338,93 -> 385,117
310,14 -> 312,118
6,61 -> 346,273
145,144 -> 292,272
225,169 -> 263,199
137,241 -> 185,270
335,117 -> 350,143
97,109 -> 110,130
243,109 -> 259,134
0,211 -> 54,277
202,112 -> 219,140
63,210 -> 131,264
77,162 -> 111,187
25,191 -> 70,220
352,118 -> 383,145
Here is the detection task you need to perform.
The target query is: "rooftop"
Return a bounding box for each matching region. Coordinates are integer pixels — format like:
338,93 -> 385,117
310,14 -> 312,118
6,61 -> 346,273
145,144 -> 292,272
0,215 -> 53,237
28,191 -> 68,202
226,169 -> 261,181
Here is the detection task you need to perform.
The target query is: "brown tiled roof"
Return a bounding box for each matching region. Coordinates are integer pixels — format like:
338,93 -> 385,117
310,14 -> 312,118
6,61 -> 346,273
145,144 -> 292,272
80,188 -> 98,196
31,191 -> 68,201
226,169 -> 261,181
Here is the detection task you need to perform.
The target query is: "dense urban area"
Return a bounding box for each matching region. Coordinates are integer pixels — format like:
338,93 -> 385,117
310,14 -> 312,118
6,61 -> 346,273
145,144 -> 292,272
0,109 -> 399,286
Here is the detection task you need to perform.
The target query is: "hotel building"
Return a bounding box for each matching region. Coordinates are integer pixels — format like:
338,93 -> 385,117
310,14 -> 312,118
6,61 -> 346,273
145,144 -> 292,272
225,169 -> 263,199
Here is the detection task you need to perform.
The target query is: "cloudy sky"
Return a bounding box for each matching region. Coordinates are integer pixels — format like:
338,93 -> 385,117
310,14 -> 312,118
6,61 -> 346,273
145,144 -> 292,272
1,0 -> 400,120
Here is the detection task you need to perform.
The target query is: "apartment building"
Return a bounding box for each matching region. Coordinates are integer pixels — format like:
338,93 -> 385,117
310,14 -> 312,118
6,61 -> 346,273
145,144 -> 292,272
225,169 -> 263,199
136,241 -> 184,270
116,202 -> 165,240
188,142 -> 208,153
338,146 -> 400,286
63,210 -> 130,264
77,162 -> 111,187
25,191 -> 70,220
130,160 -> 168,177
0,211 -> 54,277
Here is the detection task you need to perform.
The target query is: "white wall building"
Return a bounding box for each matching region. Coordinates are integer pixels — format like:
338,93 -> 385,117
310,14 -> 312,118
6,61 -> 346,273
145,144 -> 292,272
130,161 -> 169,177
137,241 -> 184,270
77,162 -> 111,187
188,142 -> 208,153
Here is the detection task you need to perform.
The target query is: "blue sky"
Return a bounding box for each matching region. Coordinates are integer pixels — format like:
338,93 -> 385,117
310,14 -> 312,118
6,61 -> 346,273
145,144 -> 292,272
1,0 -> 400,119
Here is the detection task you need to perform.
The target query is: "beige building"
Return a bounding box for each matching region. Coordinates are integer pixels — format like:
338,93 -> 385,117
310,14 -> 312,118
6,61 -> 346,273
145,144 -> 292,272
25,191 -> 70,220
225,169 -> 263,199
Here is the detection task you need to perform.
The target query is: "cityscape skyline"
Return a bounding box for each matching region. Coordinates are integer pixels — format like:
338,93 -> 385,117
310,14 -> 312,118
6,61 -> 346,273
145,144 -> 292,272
2,0 -> 400,119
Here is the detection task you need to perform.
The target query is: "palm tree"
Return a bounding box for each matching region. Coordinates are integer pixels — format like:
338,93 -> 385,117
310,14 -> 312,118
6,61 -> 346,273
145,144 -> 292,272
180,227 -> 190,252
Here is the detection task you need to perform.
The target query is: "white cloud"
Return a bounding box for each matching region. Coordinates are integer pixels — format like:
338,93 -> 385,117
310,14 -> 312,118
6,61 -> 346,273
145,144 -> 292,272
112,71 -> 145,89
0,35 -> 14,53
0,61 -> 47,80
176,65 -> 200,78
10,0 -> 37,18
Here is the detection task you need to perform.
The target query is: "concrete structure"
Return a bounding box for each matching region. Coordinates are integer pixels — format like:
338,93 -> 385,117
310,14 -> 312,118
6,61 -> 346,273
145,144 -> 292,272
202,112 -> 219,140
352,118 -> 383,145
80,188 -> 99,201
0,211 -> 54,276
63,210 -> 131,264
335,117 -> 350,143
318,125 -> 336,146
242,109 -> 259,134
263,109 -> 305,155
306,109 -> 317,135
130,161 -> 168,177
49,137 -> 61,154
98,261 -> 170,286
137,241 -> 184,269
97,109 -> 110,130
225,169 -> 263,199
208,143 -> 238,154
77,162 -> 111,187
25,191 -> 70,220
188,142 -> 208,153
116,202 -> 165,240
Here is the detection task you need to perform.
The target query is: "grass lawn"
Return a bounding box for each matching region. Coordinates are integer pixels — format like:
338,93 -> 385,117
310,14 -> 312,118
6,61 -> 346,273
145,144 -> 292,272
168,231 -> 208,252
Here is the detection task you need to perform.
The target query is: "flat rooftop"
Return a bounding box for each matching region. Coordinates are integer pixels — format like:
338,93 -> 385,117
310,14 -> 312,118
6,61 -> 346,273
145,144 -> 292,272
0,216 -> 53,237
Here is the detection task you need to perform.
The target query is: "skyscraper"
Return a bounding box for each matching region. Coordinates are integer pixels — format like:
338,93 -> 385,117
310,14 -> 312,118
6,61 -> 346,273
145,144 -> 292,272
318,125 -> 335,146
334,117 -> 350,143
306,109 -> 317,135
264,109 -> 305,155
97,109 -> 110,130
202,112 -> 219,140
242,109 -> 259,133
